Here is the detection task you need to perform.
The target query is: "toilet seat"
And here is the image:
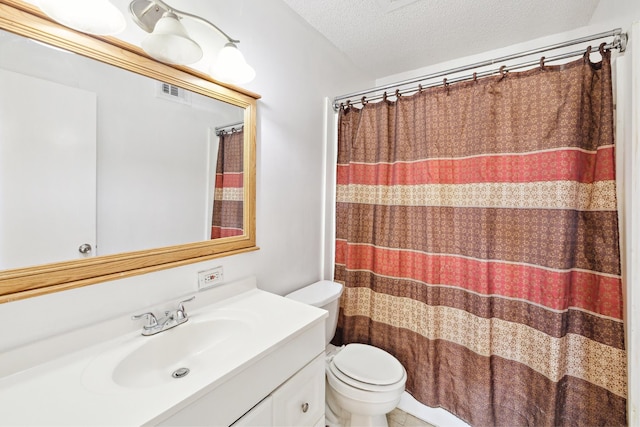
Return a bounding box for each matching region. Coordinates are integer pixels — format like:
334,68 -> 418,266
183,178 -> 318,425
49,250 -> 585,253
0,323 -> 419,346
328,344 -> 406,392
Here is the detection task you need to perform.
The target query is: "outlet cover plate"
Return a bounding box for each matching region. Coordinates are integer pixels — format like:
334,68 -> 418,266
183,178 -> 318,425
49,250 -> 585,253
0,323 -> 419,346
198,266 -> 224,290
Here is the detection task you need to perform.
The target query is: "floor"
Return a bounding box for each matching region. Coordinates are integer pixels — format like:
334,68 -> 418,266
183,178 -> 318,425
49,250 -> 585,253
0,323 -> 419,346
387,408 -> 437,427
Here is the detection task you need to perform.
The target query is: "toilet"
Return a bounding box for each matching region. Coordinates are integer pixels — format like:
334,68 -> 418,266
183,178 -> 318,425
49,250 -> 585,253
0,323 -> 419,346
286,281 -> 406,427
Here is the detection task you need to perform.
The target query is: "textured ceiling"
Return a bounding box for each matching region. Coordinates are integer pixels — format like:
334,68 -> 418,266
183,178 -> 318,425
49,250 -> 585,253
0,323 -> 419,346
281,0 -> 601,79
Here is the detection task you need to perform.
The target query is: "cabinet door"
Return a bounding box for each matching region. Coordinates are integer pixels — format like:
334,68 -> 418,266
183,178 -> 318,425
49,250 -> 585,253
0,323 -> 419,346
272,353 -> 325,426
231,396 -> 273,427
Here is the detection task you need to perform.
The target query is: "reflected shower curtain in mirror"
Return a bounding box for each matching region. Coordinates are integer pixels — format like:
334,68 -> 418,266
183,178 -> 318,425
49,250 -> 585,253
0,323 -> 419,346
333,51 -> 626,426
211,129 -> 243,239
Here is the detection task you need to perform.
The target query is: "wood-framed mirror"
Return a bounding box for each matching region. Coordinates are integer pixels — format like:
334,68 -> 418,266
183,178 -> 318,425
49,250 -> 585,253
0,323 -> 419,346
0,0 -> 259,303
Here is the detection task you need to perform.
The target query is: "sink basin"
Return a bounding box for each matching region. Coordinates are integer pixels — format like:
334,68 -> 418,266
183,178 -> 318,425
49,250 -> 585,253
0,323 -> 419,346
114,318 -> 251,388
83,313 -> 254,391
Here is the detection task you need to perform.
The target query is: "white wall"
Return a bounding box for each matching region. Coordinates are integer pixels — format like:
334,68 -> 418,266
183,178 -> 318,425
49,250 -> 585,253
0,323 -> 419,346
0,0 -> 372,351
628,22 -> 640,426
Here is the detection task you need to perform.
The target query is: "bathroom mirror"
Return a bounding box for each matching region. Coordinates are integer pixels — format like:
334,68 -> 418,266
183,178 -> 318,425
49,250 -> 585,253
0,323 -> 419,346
0,0 -> 259,303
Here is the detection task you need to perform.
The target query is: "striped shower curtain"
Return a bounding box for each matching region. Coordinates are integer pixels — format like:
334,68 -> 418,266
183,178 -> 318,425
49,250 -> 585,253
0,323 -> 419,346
333,51 -> 626,426
211,129 -> 243,239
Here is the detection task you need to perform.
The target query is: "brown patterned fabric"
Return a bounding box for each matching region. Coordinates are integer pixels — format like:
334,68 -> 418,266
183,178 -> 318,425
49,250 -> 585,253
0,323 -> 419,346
333,52 -> 626,426
211,130 -> 243,238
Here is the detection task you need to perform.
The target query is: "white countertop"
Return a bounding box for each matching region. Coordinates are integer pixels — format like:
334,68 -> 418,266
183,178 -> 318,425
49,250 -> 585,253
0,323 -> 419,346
0,278 -> 327,426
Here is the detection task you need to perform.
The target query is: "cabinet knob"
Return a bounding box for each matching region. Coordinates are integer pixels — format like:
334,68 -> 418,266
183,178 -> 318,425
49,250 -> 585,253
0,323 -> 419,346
301,402 -> 309,413
78,243 -> 92,254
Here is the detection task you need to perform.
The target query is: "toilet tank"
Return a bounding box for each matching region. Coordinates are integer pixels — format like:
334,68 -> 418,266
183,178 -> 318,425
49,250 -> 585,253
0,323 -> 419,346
285,280 -> 344,347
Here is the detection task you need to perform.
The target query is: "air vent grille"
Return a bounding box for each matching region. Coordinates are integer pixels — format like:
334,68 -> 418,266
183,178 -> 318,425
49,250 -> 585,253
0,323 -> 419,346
156,81 -> 190,105
162,83 -> 180,97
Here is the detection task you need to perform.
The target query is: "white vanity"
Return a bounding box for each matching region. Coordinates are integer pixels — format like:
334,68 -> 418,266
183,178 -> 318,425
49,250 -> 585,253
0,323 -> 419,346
0,277 -> 327,426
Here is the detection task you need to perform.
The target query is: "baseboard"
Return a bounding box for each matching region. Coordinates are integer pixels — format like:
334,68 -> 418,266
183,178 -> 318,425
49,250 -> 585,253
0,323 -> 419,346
396,392 -> 470,427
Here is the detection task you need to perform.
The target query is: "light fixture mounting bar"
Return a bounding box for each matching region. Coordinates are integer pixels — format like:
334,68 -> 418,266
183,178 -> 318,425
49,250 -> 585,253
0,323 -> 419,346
174,8 -> 240,44
129,0 -> 240,44
129,0 -> 165,32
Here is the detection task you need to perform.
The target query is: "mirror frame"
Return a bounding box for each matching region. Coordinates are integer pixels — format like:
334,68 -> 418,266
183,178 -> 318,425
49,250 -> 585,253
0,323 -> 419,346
0,0 -> 259,303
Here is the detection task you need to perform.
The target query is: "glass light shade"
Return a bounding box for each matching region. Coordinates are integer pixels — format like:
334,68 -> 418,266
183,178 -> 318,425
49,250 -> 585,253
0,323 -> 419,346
141,11 -> 203,65
210,43 -> 256,85
36,0 -> 126,35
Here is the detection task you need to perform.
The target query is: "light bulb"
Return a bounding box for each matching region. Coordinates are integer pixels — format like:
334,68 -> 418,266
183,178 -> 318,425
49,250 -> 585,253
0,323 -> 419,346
210,43 -> 256,85
36,0 -> 126,35
141,12 -> 203,65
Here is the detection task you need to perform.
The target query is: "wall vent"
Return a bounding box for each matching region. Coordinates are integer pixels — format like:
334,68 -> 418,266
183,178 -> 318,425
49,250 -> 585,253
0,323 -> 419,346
156,81 -> 190,105
162,83 -> 180,97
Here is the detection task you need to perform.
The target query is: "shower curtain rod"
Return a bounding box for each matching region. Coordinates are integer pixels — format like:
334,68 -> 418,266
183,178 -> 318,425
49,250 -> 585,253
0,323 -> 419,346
214,121 -> 244,135
333,28 -> 627,110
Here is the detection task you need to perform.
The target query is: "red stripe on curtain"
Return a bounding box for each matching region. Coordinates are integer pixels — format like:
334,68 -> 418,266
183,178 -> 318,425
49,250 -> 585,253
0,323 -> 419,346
210,226 -> 243,238
215,172 -> 243,188
334,52 -> 626,426
337,146 -> 616,185
211,130 -> 243,239
335,240 -> 623,319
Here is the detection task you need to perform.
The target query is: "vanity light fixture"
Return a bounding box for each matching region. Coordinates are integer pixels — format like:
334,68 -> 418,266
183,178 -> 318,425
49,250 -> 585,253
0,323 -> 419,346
36,0 -> 127,36
140,10 -> 203,65
129,0 -> 256,84
210,42 -> 256,85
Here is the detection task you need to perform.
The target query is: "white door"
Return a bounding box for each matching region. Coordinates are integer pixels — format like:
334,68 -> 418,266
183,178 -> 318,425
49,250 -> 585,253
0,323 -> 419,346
0,69 -> 97,270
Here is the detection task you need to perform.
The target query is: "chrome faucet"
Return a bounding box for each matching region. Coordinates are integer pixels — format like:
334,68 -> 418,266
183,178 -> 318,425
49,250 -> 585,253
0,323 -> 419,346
132,296 -> 195,336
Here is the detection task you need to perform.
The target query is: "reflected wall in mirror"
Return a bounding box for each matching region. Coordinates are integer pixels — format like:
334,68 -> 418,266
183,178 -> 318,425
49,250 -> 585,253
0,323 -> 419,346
0,0 -> 258,303
0,29 -> 244,269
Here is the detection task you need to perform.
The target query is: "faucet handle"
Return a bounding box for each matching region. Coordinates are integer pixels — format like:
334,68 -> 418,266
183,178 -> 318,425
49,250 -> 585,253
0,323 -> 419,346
176,296 -> 195,320
132,312 -> 158,329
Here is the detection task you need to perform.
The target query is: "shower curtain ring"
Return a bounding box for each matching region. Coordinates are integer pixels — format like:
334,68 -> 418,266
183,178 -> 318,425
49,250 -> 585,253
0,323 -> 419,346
443,78 -> 450,94
383,91 -> 388,102
361,96 -> 368,105
395,89 -> 401,98
418,84 -> 423,92
583,45 -> 592,63
599,42 -> 607,56
539,56 -> 545,70
498,65 -> 508,81
472,72 -> 477,82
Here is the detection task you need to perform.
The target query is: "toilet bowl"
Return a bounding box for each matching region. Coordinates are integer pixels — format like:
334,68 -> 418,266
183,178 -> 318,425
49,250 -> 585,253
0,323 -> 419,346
286,281 -> 406,427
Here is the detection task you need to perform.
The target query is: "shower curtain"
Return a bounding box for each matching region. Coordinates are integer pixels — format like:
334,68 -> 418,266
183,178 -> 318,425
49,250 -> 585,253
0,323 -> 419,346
211,129 -> 243,239
333,50 -> 626,426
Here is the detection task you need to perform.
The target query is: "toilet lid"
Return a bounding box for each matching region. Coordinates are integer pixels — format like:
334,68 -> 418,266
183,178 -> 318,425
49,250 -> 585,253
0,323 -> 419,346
332,344 -> 405,386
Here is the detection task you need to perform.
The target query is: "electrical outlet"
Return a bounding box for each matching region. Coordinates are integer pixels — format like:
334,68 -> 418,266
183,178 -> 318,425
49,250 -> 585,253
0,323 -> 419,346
198,266 -> 224,289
